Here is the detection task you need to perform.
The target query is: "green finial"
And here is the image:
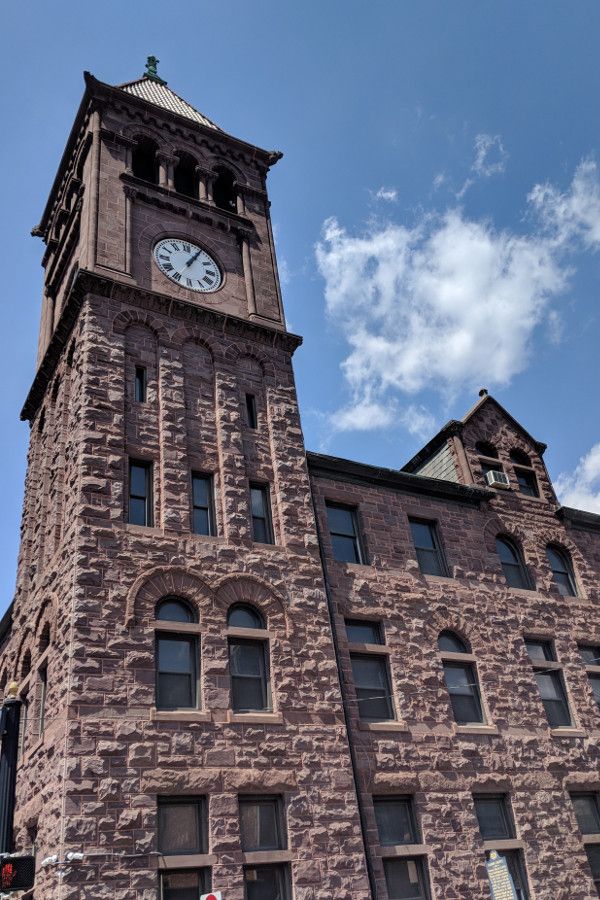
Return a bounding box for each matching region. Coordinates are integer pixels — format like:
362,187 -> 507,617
144,55 -> 166,85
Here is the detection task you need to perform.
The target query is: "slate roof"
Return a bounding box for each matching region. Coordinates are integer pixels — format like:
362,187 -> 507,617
118,76 -> 221,130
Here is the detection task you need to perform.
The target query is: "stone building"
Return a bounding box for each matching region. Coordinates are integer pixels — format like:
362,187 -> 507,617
1,59 -> 600,900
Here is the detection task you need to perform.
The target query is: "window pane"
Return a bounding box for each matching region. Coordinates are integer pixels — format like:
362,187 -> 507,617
251,487 -> 267,519
438,631 -> 467,653
443,663 -> 483,724
129,497 -> 147,526
193,508 -> 210,536
246,394 -> 258,429
590,675 -> 600,709
384,858 -> 429,899
240,798 -> 284,851
252,516 -> 268,544
410,520 -> 445,576
516,469 -> 538,497
326,504 -> 356,537
534,671 -> 571,726
228,605 -> 264,629
192,476 -> 210,508
230,641 -> 263,677
415,547 -> 444,577
130,464 -> 148,498
134,367 -> 146,402
158,637 -> 194,673
157,636 -> 196,709
244,864 -> 290,900
331,534 -> 360,564
161,869 -> 209,900
409,521 -> 436,550
572,795 -> 600,835
525,640 -> 553,661
158,673 -> 194,709
580,646 -> 600,666
474,796 -> 512,840
158,801 -> 202,854
374,798 -> 417,845
230,640 -> 269,712
345,620 -> 382,644
585,844 -> 600,884
350,655 -> 394,720
232,677 -> 267,712
156,599 -> 194,623
496,539 -> 529,588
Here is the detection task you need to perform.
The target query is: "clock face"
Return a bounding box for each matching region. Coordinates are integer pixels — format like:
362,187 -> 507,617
153,239 -> 222,292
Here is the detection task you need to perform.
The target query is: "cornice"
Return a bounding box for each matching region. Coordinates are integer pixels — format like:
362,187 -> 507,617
20,268 -> 302,422
556,506 -> 600,534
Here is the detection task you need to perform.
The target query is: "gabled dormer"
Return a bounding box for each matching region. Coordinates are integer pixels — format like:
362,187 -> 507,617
402,390 -> 557,504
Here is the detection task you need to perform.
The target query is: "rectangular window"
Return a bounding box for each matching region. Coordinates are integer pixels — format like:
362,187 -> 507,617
345,619 -> 382,645
571,793 -> 600,835
250,484 -> 274,544
157,797 -> 207,854
160,869 -> 211,899
383,857 -> 430,899
134,366 -> 147,403
580,645 -> 600,666
326,503 -> 363,564
239,796 -> 286,851
350,653 -> 394,721
515,467 -> 539,497
243,864 -> 291,900
409,518 -> 448,577
525,639 -> 554,662
442,661 -> 483,724
246,393 -> 258,429
474,795 -> 513,841
156,634 -> 198,710
585,845 -> 600,895
589,675 -> 600,710
229,638 -> 271,712
128,459 -> 153,526
533,669 -> 571,727
191,473 -> 215,536
374,796 -> 418,845
38,665 -> 47,737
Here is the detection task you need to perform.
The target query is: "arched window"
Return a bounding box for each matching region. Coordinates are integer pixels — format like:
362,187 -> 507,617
173,152 -> 198,198
227,604 -> 264,629
510,448 -> 531,467
437,630 -> 484,725
156,596 -> 197,623
227,604 -> 271,712
132,137 -> 159,184
213,166 -> 237,212
496,537 -> 531,590
155,596 -> 198,710
38,622 -> 51,654
475,440 -> 498,459
21,650 -> 32,680
546,545 -> 577,597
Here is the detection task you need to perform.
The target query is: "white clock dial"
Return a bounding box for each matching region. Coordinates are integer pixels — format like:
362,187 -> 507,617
153,239 -> 222,292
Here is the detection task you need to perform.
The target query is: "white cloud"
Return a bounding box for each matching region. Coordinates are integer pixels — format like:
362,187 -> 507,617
473,133 -> 508,177
433,173 -> 446,190
375,187 -> 398,202
316,160 -> 600,436
555,443 -> 600,514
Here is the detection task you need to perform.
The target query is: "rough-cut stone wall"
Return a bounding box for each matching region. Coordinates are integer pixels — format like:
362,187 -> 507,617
309,402 -> 600,900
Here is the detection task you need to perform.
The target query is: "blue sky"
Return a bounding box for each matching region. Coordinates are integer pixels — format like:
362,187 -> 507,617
1,1 -> 600,611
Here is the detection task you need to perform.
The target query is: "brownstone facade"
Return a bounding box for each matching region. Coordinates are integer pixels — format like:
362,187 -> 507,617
1,65 -> 600,900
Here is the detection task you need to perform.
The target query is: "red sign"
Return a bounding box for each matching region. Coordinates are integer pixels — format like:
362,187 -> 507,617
0,856 -> 35,890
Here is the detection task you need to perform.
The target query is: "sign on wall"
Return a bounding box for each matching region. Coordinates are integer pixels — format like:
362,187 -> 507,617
485,851 -> 518,900
200,893 -> 223,900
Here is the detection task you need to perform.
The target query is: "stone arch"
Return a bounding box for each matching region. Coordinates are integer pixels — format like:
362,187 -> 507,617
425,607 -> 477,654
125,565 -> 214,626
15,631 -> 33,683
113,309 -> 169,342
34,599 -> 55,652
208,156 -> 247,185
481,515 -> 532,558
226,344 -> 276,381
214,574 -> 292,638
171,327 -> 221,363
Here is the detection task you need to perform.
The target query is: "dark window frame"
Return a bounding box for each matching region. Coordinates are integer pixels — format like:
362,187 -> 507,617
496,536 -> 531,590
159,868 -> 211,899
325,502 -> 365,565
525,639 -> 572,728
155,632 -> 199,711
38,665 -> 47,737
191,472 -> 216,537
156,595 -> 197,624
546,544 -> 577,597
245,393 -> 258,429
229,637 -> 272,713
345,619 -> 383,645
383,856 -> 431,900
249,483 -> 274,545
474,794 -> 514,841
514,466 -> 539,498
571,792 -> 600,836
409,518 -> 449,577
157,795 -> 208,855
373,795 -> 420,846
128,459 -> 153,527
243,863 -> 292,900
239,795 -> 287,852
134,365 -> 147,403
441,659 -> 484,725
349,652 -> 395,722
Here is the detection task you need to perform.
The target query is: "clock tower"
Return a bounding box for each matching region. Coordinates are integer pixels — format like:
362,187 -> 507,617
4,61 -> 370,899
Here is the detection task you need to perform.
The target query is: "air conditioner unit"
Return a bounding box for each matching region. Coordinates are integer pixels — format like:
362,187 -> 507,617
485,470 -> 511,489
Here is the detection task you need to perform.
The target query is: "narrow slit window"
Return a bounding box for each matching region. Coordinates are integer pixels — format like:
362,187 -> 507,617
246,393 -> 258,429
38,665 -> 47,737
134,366 -> 147,403
128,460 -> 153,527
192,473 -> 215,536
250,484 -> 274,544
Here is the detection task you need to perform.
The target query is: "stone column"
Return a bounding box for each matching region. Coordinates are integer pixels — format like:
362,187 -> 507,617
240,235 -> 257,317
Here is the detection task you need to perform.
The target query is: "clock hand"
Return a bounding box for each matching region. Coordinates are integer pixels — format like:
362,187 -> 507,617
185,249 -> 202,268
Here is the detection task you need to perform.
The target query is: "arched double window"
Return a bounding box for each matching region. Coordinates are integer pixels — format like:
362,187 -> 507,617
213,166 -> 237,212
155,597 -> 198,710
496,536 -> 531,590
132,137 -> 159,184
475,440 -> 498,459
546,545 -> 577,597
227,604 -> 271,712
438,631 -> 484,725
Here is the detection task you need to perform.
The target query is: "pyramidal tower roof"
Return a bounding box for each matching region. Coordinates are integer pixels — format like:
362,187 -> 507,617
117,56 -> 221,131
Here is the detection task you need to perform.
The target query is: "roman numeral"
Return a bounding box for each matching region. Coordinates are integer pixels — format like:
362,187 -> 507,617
182,242 -> 191,252
159,254 -> 170,262
163,263 -> 174,271
202,275 -> 215,285
172,271 -> 181,282
170,242 -> 180,252
186,278 -> 192,287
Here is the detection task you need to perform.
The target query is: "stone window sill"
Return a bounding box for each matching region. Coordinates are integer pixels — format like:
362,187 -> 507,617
151,710 -> 211,723
347,642 -> 391,655
358,721 -> 409,733
227,712 -> 284,725
550,727 -> 586,738
483,839 -> 524,852
156,853 -> 217,870
242,850 -> 293,864
583,835 -> 600,845
455,724 -> 499,736
379,843 -> 430,858
423,574 -> 454,584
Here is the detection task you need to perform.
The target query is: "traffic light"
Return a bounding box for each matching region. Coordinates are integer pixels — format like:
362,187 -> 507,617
0,855 -> 35,891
